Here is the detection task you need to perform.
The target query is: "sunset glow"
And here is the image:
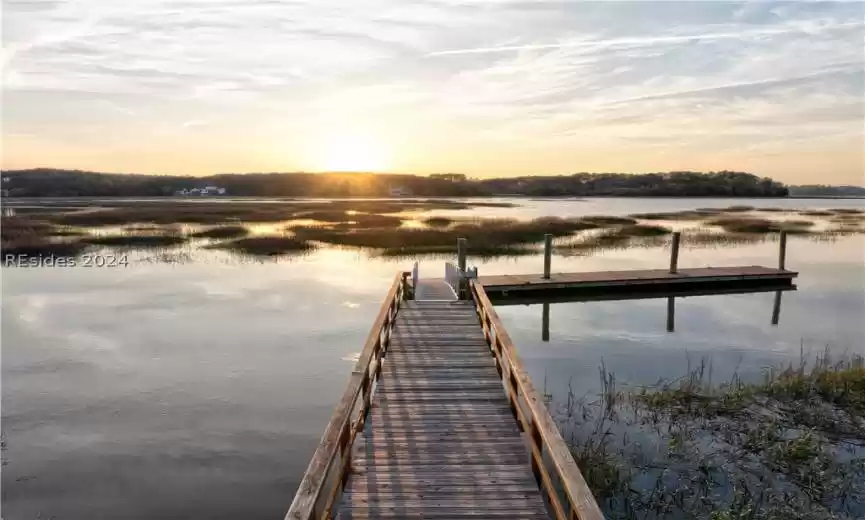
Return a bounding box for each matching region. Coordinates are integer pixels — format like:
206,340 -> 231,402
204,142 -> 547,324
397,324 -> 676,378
317,135 -> 391,172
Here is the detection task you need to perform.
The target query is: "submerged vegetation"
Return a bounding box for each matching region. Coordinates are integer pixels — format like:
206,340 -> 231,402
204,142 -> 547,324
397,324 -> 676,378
560,351 -> 865,519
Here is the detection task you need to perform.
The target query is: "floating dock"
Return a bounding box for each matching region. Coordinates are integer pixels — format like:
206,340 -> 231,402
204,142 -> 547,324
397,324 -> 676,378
479,266 -> 797,298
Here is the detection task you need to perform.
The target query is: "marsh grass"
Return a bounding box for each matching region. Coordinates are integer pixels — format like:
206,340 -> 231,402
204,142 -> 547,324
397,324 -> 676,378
293,217 -> 596,254
705,217 -> 814,234
581,216 -> 638,225
602,224 -> 672,239
800,210 -> 834,217
207,235 -> 315,256
49,228 -> 88,237
189,225 -> 250,239
558,350 -> 865,520
83,234 -> 188,248
37,199 -> 511,227
1,238 -> 90,258
1,216 -> 90,258
423,216 -> 454,227
630,210 -> 718,220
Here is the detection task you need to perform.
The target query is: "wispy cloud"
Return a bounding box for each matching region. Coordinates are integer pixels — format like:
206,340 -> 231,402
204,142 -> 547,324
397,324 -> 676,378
2,0 -> 863,183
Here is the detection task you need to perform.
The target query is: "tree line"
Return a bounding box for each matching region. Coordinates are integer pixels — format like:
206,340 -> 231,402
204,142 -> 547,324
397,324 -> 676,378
1,168 -> 790,198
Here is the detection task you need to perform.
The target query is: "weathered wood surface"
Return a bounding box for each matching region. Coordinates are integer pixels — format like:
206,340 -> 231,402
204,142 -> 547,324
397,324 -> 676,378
337,300 -> 551,520
413,278 -> 457,300
479,265 -> 797,293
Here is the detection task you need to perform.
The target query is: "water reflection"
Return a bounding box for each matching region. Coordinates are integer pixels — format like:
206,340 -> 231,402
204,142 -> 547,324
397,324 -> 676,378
511,286 -> 795,341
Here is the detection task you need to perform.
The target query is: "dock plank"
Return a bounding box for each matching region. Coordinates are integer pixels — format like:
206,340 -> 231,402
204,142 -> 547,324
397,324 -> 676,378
337,299 -> 550,520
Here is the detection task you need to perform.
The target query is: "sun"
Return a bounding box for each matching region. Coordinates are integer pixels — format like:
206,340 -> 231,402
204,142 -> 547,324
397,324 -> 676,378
318,134 -> 390,172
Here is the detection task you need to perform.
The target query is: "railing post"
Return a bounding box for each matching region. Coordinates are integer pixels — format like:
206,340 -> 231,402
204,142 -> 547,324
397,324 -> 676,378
778,230 -> 787,270
543,234 -> 552,279
669,232 -> 681,274
457,238 -> 467,299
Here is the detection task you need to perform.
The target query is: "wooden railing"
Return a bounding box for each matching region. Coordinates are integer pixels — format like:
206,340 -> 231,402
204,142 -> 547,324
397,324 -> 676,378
285,271 -> 411,520
470,280 -> 606,520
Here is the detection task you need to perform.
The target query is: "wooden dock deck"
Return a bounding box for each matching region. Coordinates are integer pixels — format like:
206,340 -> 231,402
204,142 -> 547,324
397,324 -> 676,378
338,300 -> 549,519
479,265 -> 797,297
286,272 -> 604,520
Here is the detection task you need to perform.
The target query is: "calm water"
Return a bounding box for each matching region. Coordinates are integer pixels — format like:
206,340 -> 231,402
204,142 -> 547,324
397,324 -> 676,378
2,197 -> 864,519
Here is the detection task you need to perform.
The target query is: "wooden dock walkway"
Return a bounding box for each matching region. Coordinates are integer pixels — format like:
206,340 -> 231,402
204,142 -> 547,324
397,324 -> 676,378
338,299 -> 549,519
286,272 -> 604,520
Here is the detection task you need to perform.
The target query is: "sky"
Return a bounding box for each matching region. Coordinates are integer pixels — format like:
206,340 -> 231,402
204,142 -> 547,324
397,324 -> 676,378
2,0 -> 864,185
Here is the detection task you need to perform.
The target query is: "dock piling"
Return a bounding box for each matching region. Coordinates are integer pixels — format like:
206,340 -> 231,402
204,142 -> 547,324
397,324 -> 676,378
771,290 -> 783,325
666,296 -> 675,332
778,230 -> 787,270
457,237 -> 467,272
541,303 -> 550,341
669,232 -> 681,274
543,234 -> 553,279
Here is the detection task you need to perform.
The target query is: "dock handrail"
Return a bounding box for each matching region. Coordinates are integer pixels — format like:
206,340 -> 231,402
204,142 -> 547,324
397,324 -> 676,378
470,280 -> 605,520
285,271 -> 411,520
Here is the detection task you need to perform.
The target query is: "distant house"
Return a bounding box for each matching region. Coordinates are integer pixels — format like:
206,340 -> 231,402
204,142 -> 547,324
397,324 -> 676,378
202,186 -> 227,196
174,186 -> 227,196
389,186 -> 411,197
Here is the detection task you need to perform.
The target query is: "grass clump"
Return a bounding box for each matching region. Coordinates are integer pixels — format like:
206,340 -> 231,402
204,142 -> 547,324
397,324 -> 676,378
705,217 -> 814,234
722,205 -> 754,212
1,238 -> 89,259
423,216 -> 454,227
581,215 -> 637,226
831,208 -> 864,214
83,234 -> 188,248
190,225 -> 250,239
800,210 -> 834,217
208,235 -> 315,256
597,224 -> 672,242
